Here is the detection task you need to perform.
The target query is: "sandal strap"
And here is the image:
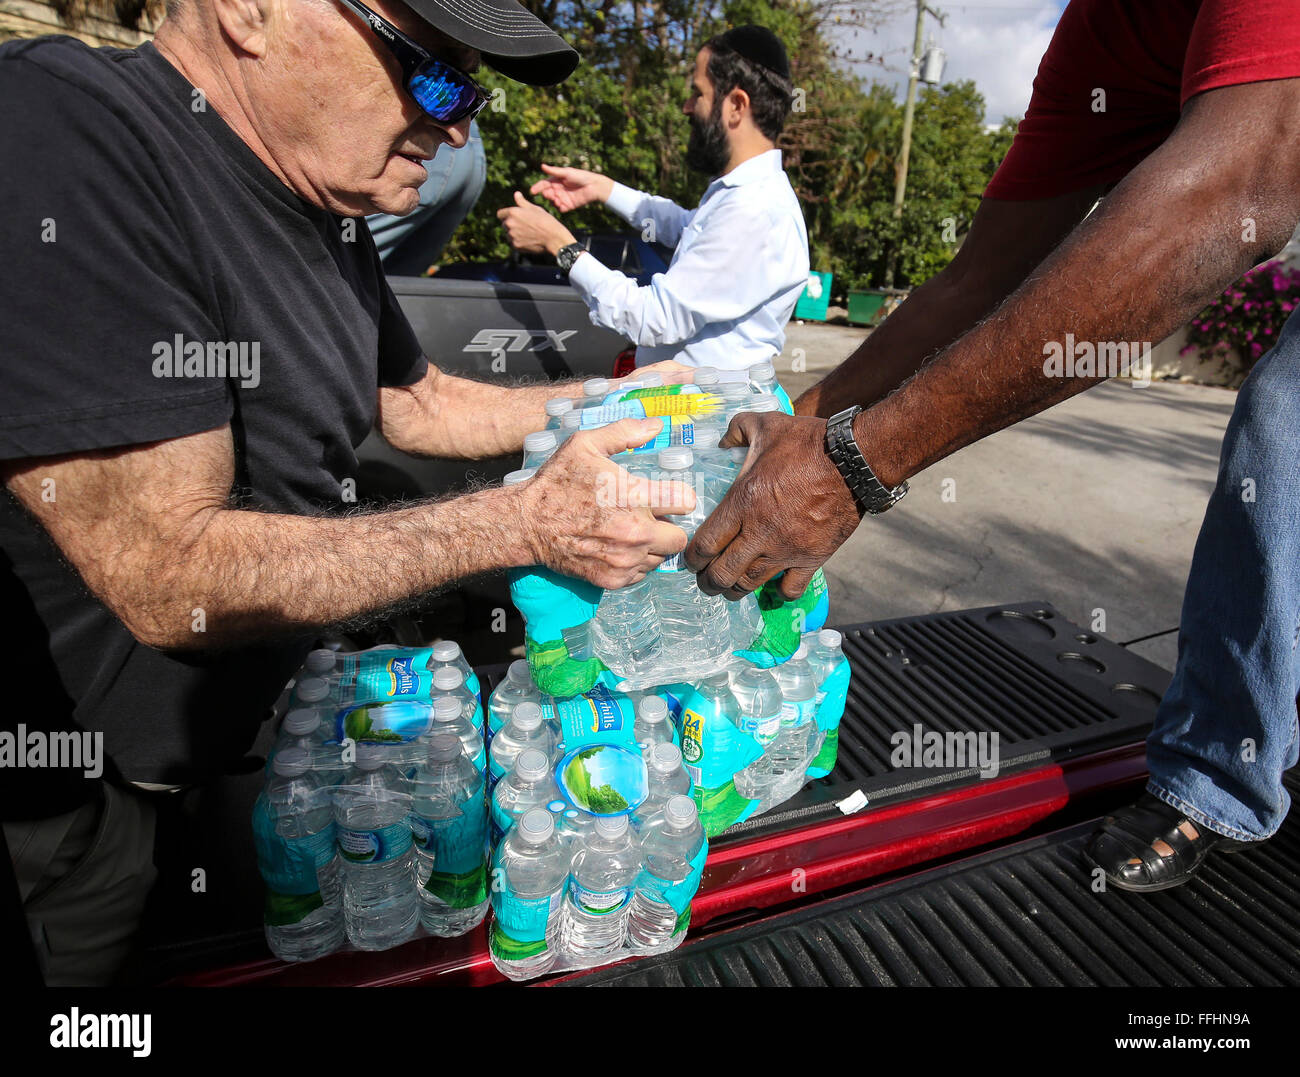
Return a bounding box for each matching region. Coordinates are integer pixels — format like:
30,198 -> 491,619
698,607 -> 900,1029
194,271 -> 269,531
1094,795 -> 1201,880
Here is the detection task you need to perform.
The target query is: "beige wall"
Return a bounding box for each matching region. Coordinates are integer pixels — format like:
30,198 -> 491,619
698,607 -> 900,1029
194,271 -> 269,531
0,0 -> 159,48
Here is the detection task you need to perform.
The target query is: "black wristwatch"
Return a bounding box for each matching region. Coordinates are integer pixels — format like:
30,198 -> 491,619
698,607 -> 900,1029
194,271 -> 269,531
824,406 -> 908,515
556,242 -> 586,272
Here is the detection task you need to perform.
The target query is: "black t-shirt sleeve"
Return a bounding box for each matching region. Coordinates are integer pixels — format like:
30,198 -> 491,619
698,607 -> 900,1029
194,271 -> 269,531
0,57 -> 233,461
376,271 -> 428,388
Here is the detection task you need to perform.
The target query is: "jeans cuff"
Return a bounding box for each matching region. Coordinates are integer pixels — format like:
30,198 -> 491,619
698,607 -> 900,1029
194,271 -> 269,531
1145,781 -> 1269,842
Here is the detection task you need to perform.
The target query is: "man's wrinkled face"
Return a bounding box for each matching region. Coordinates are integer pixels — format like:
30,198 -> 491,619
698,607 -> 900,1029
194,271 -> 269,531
248,0 -> 479,216
682,48 -> 729,177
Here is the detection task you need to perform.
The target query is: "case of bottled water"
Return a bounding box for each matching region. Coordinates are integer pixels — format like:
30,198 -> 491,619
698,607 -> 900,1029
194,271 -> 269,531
252,640 -> 492,962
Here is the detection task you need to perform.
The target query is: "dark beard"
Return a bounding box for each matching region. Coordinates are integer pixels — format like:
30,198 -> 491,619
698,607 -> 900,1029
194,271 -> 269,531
685,105 -> 730,177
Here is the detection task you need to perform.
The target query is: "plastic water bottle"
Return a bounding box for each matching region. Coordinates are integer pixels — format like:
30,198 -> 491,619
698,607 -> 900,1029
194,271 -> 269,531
768,643 -> 819,802
557,412 -> 583,443
638,372 -> 664,387
491,748 -> 562,840
591,575 -> 663,680
489,702 -> 557,788
522,430 -> 559,469
747,360 -> 780,397
430,639 -> 477,691
303,648 -> 339,676
731,664 -> 784,800
634,696 -> 674,752
559,814 -> 642,962
333,746 -> 418,951
579,377 -> 611,409
746,394 -> 781,414
487,659 -> 541,745
627,795 -> 705,953
253,748 -> 344,962
652,448 -> 731,671
806,629 -> 846,704
409,734 -> 489,936
490,808 -> 569,979
271,707 -> 324,764
431,667 -> 480,728
430,695 -> 486,773
544,397 -> 574,429
635,742 -> 692,832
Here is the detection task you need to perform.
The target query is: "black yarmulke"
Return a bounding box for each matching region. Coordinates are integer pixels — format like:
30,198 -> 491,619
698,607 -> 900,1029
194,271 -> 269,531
713,25 -> 790,80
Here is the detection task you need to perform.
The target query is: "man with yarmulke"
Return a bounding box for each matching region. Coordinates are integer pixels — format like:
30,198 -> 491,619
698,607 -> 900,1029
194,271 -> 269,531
498,25 -> 810,372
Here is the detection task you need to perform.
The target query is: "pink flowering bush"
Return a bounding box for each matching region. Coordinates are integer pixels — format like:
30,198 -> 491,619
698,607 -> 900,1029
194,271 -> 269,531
1182,260 -> 1300,372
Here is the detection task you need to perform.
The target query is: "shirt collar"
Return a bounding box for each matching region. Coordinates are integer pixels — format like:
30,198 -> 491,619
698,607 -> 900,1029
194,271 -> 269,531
707,148 -> 784,194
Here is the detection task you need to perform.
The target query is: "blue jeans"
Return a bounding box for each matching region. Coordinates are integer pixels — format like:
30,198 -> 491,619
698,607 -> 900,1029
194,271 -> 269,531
366,120 -> 486,275
1146,309 -> 1300,841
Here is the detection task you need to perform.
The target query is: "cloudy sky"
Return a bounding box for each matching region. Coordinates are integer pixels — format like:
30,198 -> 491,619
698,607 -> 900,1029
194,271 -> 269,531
830,0 -> 1069,124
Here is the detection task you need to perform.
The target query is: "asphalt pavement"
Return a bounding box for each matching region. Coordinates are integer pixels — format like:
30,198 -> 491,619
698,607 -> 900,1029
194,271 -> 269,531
776,319 -> 1238,673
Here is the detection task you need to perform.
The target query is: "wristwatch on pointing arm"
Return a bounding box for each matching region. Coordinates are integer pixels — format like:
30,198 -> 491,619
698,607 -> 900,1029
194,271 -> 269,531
824,406 -> 909,515
556,242 -> 587,272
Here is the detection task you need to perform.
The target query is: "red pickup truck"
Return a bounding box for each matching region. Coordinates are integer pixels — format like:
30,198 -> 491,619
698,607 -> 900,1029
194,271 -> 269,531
104,600 -> 1296,989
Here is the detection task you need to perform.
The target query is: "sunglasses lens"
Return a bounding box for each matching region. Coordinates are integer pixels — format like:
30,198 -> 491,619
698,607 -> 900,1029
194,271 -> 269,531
409,61 -> 480,122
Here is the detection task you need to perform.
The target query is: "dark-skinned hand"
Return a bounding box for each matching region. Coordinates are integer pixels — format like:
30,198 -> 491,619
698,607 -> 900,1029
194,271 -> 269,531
684,411 -> 865,601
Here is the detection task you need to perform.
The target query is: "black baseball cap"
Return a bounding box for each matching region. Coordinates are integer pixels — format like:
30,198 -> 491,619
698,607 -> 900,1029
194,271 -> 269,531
404,0 -> 579,85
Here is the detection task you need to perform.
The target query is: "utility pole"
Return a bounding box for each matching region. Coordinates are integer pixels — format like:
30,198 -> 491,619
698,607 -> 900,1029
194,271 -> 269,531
884,0 -> 945,288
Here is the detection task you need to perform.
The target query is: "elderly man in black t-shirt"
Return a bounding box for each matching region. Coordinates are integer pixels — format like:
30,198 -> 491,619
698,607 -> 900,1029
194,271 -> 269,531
0,0 -> 692,984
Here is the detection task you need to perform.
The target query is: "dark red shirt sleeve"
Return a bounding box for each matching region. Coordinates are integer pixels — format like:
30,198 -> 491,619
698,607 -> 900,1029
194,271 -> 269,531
985,0 -> 1300,202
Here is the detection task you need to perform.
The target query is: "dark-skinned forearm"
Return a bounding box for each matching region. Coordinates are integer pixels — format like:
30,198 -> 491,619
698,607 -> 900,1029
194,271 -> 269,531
856,159 -> 1294,488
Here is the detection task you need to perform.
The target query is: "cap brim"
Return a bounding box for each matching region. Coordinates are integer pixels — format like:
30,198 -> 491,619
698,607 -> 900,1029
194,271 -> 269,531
403,0 -> 580,85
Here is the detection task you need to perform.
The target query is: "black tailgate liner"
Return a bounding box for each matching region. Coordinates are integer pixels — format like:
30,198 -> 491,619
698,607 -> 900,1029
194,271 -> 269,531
560,771 -> 1300,986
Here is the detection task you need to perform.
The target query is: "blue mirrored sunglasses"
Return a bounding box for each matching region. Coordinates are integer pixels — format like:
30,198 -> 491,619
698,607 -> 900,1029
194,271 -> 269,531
334,0 -> 490,125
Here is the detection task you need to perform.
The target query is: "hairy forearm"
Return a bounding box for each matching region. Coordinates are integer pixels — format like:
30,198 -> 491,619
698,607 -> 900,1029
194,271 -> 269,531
857,157 -> 1295,488
116,485 -> 533,650
379,364 -> 583,460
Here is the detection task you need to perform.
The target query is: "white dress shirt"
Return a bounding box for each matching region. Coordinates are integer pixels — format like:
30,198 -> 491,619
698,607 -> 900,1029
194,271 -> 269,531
567,149 -> 810,370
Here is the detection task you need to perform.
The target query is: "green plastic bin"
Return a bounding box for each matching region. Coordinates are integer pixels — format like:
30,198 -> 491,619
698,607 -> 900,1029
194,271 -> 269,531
794,271 -> 832,321
846,289 -> 889,327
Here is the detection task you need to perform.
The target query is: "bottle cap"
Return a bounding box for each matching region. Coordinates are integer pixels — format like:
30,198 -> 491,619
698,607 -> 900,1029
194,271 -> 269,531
692,366 -> 720,386
658,447 -> 693,471
432,667 -> 464,691
664,795 -> 698,828
748,395 -> 781,413
295,676 -> 329,703
523,430 -> 557,454
691,426 -> 723,450
582,377 -> 610,397
519,808 -> 555,843
515,749 -> 550,780
513,702 -> 543,730
649,742 -> 683,772
431,640 -> 462,664
272,747 -> 311,777
819,629 -> 842,648
305,648 -> 337,674
748,360 -> 776,383
561,412 -> 583,430
639,372 -> 664,387
637,696 -> 668,723
544,397 -> 574,417
793,642 -> 809,661
595,814 -> 629,838
427,734 -> 462,762
507,659 -> 532,685
433,696 -> 463,722
282,709 -> 321,737
503,468 -> 535,486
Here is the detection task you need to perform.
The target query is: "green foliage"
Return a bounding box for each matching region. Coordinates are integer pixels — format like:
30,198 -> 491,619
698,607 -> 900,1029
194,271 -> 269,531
1182,260 -> 1300,372
448,0 -> 1018,295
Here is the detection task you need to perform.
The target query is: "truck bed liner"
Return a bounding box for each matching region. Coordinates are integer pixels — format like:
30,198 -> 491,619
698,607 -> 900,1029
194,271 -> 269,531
559,769 -> 1300,987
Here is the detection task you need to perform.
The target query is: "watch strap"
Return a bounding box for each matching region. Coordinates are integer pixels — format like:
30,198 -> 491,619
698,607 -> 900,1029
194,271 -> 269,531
824,406 -> 908,515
